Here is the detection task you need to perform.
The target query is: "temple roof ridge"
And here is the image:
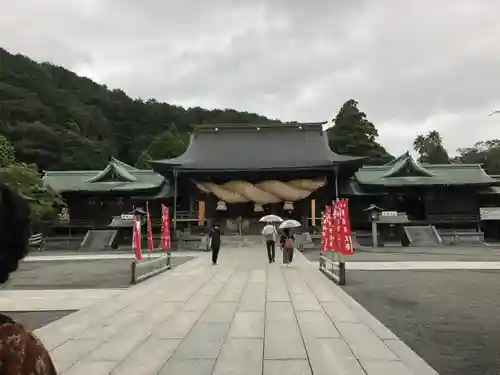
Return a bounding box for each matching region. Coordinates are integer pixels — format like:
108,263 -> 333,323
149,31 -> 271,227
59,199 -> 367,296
355,151 -> 496,186
382,152 -> 435,178
150,122 -> 364,172
85,158 -> 138,183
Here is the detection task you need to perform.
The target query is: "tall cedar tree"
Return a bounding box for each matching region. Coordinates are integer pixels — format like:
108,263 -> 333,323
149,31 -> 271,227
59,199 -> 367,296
327,99 -> 393,165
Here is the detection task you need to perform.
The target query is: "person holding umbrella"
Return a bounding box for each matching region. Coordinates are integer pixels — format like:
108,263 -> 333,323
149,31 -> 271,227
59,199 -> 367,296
261,222 -> 278,263
259,215 -> 283,264
279,219 -> 301,267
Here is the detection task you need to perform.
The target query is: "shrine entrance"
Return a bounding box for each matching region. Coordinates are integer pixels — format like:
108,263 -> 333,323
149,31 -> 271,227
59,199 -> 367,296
395,193 -> 426,221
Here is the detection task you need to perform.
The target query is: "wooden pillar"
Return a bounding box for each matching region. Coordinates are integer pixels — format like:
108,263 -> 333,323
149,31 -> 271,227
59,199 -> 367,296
333,165 -> 340,199
311,199 -> 316,227
188,193 -> 194,233
198,200 -> 205,227
172,170 -> 178,232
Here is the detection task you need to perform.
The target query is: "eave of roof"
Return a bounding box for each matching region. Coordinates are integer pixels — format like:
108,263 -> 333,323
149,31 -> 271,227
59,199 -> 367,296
356,152 -> 495,186
151,123 -> 364,172
43,158 -> 165,193
479,186 -> 500,194
339,179 -> 386,196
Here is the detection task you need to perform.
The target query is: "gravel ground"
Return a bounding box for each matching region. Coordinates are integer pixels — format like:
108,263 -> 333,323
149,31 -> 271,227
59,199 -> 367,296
303,247 -> 500,374
303,245 -> 500,262
343,270 -> 500,375
7,311 -> 76,331
1,256 -> 194,290
1,256 -> 194,330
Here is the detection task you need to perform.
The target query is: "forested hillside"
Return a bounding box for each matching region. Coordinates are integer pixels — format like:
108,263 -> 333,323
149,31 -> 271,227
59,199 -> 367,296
2,47 -> 500,175
0,47 -> 281,170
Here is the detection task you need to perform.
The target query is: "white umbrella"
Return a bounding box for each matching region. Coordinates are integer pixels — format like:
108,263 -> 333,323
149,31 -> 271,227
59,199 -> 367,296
279,219 -> 302,229
259,214 -> 284,223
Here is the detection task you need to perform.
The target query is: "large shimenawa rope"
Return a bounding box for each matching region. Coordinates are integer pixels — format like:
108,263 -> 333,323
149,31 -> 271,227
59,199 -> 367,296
194,178 -> 326,204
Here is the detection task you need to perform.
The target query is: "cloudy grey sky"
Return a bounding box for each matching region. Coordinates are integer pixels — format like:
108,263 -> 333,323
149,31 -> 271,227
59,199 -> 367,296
2,0 -> 499,155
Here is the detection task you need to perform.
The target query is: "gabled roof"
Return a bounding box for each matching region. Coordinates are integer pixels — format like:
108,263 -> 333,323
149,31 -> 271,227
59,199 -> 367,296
43,158 -> 165,193
86,157 -> 138,183
150,123 -> 364,172
355,152 -> 495,186
381,151 -> 435,178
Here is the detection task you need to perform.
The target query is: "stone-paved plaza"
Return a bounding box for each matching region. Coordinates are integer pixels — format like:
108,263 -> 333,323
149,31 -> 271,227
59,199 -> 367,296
29,247 -> 437,375
304,246 -> 500,375
3,244 -> 500,374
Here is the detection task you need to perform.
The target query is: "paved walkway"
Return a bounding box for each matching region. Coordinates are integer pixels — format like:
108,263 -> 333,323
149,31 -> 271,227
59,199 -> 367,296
0,289 -> 124,311
24,252 -> 205,262
34,247 -> 439,375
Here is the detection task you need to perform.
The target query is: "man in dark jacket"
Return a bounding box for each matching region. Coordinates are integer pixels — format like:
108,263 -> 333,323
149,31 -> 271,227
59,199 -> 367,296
209,224 -> 221,265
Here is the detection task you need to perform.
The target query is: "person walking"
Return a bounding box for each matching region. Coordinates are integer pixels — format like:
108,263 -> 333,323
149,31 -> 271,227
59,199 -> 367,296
280,228 -> 295,267
209,224 -> 221,265
0,183 -> 57,375
261,222 -> 277,263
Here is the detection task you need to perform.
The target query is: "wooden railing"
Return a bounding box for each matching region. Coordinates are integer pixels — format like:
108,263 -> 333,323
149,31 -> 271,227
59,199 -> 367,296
426,213 -> 479,223
56,220 -> 96,227
57,211 -> 199,228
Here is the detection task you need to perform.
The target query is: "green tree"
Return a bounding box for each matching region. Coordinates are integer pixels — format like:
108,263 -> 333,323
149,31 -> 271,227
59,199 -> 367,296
4,121 -> 109,170
0,134 -> 16,167
1,163 -> 64,228
135,126 -> 189,168
327,99 -> 393,165
452,140 -> 500,174
413,130 -> 450,164
0,46 -> 283,170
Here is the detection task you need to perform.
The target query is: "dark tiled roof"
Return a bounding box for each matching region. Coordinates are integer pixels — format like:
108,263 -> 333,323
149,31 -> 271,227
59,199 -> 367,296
43,158 -> 165,193
479,186 -> 500,194
150,123 -> 363,172
339,179 -> 385,196
356,152 -> 495,186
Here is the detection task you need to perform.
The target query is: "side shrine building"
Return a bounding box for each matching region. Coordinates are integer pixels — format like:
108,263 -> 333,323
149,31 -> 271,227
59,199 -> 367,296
43,157 -> 171,235
43,123 -> 500,243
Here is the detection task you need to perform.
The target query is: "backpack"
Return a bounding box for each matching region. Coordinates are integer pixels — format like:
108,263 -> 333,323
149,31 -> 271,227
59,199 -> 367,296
284,237 -> 294,249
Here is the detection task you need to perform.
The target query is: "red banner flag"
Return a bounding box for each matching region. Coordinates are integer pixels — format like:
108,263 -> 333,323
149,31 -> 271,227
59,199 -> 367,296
161,205 -> 171,251
341,199 -> 352,236
333,200 -> 342,252
326,206 -> 335,251
146,202 -> 154,252
338,199 -> 354,255
133,216 -> 143,260
321,206 -> 332,252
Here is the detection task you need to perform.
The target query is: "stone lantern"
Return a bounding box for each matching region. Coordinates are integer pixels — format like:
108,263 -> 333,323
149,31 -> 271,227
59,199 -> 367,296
363,204 -> 383,247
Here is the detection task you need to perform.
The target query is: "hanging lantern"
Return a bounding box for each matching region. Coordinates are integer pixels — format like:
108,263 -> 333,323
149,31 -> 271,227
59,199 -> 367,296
283,201 -> 294,211
254,204 -> 264,212
216,200 -> 227,211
